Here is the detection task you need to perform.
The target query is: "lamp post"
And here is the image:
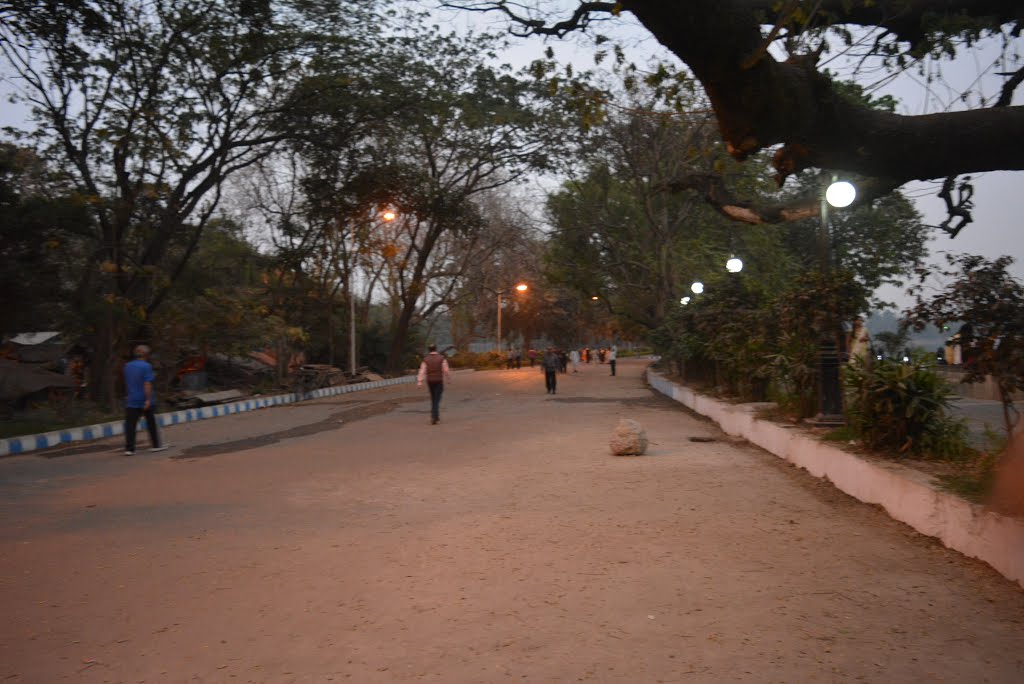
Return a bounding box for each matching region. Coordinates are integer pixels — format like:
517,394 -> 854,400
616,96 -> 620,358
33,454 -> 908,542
813,178 -> 856,426
495,283 -> 528,353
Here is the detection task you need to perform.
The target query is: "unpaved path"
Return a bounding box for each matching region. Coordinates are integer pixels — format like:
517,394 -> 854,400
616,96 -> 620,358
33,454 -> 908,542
2,359 -> 1022,683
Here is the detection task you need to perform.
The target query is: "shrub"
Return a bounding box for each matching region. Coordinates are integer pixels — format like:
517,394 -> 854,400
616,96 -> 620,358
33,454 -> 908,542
445,350 -> 506,371
843,352 -> 969,458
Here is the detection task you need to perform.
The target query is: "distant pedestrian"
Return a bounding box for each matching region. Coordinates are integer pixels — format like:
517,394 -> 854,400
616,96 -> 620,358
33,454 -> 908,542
515,348 -> 522,370
569,349 -> 580,373
417,344 -> 451,425
609,346 -> 617,376
123,344 -> 167,455
542,348 -> 560,395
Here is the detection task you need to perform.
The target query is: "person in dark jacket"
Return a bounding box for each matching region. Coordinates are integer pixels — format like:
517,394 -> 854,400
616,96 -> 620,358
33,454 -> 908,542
417,344 -> 451,424
542,348 -> 560,395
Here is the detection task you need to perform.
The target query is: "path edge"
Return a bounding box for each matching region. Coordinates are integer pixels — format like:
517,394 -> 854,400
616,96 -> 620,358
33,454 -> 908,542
0,370 -> 474,458
647,367 -> 1024,590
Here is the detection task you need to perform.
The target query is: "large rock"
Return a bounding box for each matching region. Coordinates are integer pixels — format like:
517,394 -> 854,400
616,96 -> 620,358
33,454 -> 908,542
610,418 -> 648,456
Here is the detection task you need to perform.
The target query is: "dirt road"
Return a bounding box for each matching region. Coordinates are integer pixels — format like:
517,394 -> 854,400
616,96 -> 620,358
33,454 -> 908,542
2,359 -> 1022,683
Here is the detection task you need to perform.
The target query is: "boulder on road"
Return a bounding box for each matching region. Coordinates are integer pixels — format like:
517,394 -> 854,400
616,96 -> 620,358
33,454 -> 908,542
610,418 -> 648,456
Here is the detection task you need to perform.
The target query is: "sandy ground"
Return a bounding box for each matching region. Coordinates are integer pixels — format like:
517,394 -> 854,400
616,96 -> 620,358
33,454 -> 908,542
1,359 -> 1022,683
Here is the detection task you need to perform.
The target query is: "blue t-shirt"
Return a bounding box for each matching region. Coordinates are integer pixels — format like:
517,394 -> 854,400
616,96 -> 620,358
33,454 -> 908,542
124,359 -> 156,409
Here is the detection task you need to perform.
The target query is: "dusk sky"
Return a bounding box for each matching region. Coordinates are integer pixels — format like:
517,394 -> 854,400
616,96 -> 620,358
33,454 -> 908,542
466,6 -> 1024,311
3,3 -> 1020,313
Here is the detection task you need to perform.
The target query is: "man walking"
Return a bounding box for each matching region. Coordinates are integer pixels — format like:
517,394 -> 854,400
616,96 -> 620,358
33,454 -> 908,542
417,344 -> 451,425
123,344 -> 167,455
542,347 -> 560,395
609,346 -> 617,376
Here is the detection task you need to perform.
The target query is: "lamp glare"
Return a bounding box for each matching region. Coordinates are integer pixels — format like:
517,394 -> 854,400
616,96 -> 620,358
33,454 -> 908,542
825,181 -> 856,208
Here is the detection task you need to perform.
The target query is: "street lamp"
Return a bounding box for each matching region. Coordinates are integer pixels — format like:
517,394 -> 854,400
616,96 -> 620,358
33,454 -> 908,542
813,178 -> 855,426
726,256 -> 743,273
690,281 -> 704,294
495,283 -> 528,353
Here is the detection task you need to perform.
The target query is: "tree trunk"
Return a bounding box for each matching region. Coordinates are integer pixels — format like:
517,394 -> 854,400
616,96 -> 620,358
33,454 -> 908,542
386,297 -> 417,375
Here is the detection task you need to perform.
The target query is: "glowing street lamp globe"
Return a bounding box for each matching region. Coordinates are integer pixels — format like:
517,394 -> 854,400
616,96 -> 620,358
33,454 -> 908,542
382,210 -> 397,221
726,256 -> 743,273
515,283 -> 528,293
691,281 -> 704,294
825,181 -> 856,208
680,296 -> 691,306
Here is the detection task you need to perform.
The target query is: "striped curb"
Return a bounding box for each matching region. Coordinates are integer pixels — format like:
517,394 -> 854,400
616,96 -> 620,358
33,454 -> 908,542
1,374 -> 420,458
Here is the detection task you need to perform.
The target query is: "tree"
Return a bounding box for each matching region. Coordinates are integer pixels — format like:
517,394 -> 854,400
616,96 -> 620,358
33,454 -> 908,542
0,143 -> 92,336
332,29 -> 576,372
907,253 -> 1024,435
152,218 -> 296,376
544,81 -> 783,334
443,1 -> 1024,226
0,0 -> 315,404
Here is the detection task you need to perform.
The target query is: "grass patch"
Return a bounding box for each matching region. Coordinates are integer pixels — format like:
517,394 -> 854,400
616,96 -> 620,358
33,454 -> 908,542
0,402 -> 120,440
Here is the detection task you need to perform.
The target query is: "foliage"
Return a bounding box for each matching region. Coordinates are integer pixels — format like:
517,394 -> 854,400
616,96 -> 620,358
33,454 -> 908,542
263,20 -> 579,373
446,350 -> 506,371
0,143 -> 92,336
783,174 -> 930,308
907,253 -> 1024,435
0,0 -> 325,404
151,220 -> 298,367
441,2 -> 1024,206
545,78 -> 787,337
873,329 -> 909,359
843,352 -> 969,459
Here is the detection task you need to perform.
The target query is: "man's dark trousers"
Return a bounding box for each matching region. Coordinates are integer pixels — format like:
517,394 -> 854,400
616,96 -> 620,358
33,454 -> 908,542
610,359 -> 616,376
545,370 -> 557,394
428,381 -> 444,423
125,406 -> 159,452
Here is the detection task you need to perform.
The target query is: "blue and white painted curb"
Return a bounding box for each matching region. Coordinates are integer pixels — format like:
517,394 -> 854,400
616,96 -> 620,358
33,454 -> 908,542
1,375 -> 418,458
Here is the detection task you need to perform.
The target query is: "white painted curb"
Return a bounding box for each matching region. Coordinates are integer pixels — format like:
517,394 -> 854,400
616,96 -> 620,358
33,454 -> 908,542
647,368 -> 1024,589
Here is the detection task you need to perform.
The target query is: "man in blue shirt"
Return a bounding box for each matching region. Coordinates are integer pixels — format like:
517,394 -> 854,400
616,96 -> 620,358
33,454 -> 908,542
123,344 -> 167,455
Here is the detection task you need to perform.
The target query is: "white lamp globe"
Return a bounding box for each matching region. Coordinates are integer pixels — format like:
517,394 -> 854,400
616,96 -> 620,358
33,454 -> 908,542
726,257 -> 743,273
680,296 -> 691,306
691,281 -> 704,294
825,181 -> 856,208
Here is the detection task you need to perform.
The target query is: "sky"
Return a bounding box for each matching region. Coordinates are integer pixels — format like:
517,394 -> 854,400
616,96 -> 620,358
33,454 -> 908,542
440,3 -> 1024,312
2,2 -> 1020,313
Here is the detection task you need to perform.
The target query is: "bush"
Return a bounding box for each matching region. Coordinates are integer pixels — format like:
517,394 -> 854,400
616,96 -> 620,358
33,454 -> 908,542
843,352 -> 969,458
445,350 -> 507,371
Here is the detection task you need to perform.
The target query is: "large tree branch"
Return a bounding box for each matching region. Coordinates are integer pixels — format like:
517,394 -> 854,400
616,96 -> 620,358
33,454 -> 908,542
659,174 -> 901,225
449,1 -> 1024,189
621,1 -> 1024,184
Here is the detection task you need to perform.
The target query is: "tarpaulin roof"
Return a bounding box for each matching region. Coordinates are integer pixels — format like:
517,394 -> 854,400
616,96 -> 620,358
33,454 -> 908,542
0,358 -> 77,402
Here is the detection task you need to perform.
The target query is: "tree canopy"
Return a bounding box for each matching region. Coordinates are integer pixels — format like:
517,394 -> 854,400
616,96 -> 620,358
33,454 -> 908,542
443,1 -> 1024,227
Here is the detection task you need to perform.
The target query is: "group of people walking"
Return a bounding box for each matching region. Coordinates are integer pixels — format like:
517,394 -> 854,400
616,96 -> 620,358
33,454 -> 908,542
541,345 -> 618,395
419,343 -> 619,423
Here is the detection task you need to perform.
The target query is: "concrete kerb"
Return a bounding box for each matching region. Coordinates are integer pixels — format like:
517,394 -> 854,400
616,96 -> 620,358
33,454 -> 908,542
647,367 -> 1024,590
0,371 -> 473,458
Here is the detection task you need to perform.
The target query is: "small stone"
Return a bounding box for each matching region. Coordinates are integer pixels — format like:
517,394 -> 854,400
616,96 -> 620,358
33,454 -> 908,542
610,419 -> 648,456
